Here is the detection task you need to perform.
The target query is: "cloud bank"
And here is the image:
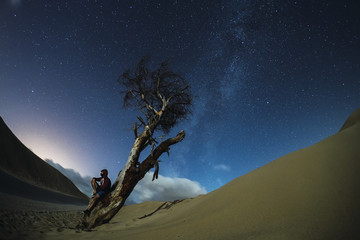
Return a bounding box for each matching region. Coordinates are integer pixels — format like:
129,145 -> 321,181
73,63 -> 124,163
45,159 -> 207,204
127,172 -> 207,205
45,159 -> 93,196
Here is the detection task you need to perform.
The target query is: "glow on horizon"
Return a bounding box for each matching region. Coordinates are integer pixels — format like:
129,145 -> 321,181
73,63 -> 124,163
11,124 -> 93,177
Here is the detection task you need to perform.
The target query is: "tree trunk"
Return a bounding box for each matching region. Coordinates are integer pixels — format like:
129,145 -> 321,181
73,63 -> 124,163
81,130 -> 185,229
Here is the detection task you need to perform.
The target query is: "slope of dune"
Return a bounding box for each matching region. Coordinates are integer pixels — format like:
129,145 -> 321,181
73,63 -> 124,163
49,108 -> 360,240
340,107 -> 360,131
0,116 -> 88,201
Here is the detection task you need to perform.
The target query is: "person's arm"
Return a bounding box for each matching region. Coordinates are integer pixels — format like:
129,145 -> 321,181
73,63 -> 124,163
97,178 -> 110,191
93,177 -> 102,181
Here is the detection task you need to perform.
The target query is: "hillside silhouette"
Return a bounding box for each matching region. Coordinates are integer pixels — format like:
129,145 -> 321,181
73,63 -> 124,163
0,116 -> 88,203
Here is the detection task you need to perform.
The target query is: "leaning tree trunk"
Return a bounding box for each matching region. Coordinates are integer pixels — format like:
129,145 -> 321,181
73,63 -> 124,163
81,129 -> 185,229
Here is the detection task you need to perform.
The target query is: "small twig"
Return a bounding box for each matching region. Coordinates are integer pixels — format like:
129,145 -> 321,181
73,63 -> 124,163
137,116 -> 146,126
133,122 -> 138,139
138,202 -> 167,219
152,160 -> 161,181
150,142 -> 155,156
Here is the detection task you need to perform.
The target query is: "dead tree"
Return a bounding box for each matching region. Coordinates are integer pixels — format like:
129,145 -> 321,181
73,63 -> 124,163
82,57 -> 192,229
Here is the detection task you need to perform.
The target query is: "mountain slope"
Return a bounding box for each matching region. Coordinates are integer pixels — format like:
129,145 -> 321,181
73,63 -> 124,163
0,116 -> 88,201
102,108 -> 360,240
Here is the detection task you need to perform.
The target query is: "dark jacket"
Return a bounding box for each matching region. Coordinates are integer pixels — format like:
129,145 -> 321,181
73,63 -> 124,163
95,169 -> 111,192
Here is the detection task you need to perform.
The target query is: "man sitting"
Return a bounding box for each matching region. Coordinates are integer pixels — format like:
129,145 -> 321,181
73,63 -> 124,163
84,169 -> 111,215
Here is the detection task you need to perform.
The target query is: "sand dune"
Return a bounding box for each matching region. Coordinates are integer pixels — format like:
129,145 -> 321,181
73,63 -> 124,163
340,107 -> 360,131
0,116 -> 88,200
77,108 -> 360,239
1,108 -> 360,240
0,169 -> 88,206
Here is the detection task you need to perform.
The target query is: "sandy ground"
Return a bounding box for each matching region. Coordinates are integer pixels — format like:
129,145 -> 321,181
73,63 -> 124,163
0,171 -> 89,239
1,108 -> 360,240
0,193 -> 86,240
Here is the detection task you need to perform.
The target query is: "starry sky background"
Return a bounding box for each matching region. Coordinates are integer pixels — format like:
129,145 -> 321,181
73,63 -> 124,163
1,0 -> 359,195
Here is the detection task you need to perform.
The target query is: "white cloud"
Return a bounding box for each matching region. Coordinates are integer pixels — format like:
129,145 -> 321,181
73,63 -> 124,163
126,172 -> 207,205
45,159 -> 207,205
45,159 -> 93,196
213,164 -> 231,171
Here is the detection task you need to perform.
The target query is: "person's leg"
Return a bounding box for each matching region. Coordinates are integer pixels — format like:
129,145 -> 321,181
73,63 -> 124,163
91,178 -> 99,195
88,194 -> 99,211
84,194 -> 100,215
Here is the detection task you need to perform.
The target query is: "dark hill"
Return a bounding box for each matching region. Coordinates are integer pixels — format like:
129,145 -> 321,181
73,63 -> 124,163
0,116 -> 88,202
340,107 -> 360,131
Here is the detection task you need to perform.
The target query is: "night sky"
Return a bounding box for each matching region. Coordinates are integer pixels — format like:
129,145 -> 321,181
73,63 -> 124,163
1,0 -> 359,194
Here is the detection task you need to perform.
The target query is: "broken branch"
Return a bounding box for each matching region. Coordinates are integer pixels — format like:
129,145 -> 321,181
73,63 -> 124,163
133,122 -> 138,139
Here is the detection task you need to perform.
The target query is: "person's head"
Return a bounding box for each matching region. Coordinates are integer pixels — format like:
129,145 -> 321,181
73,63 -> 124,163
100,169 -> 108,178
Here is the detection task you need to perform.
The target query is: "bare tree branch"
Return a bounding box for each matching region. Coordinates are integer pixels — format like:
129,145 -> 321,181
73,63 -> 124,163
152,160 -> 160,181
137,116 -> 146,126
82,56 -> 192,229
133,122 -> 138,139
